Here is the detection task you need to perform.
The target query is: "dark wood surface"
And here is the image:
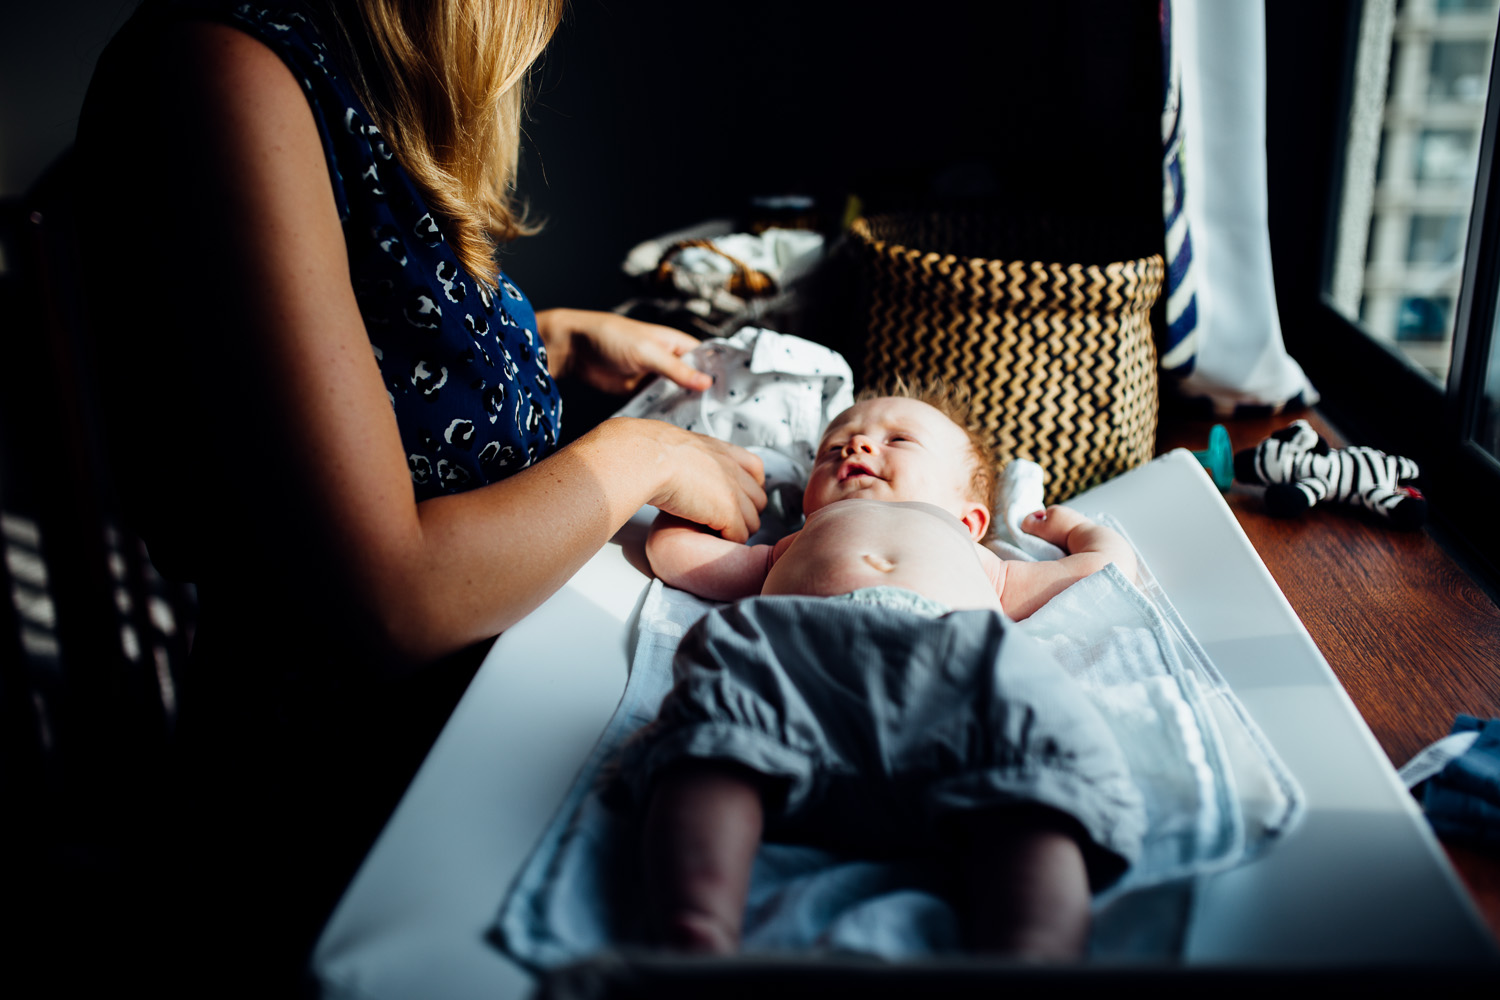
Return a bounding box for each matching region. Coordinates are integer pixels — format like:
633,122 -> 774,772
1154,406 -> 1500,948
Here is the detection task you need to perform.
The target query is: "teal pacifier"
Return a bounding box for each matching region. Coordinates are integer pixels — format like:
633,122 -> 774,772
1193,424 -> 1234,491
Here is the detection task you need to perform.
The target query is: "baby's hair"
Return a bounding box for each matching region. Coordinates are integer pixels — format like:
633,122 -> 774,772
855,375 -> 1001,530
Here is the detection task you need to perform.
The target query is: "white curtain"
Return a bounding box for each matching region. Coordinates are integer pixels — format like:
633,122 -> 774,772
1166,0 -> 1318,415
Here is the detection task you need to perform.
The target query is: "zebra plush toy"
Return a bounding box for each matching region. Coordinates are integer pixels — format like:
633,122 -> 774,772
1233,420 -> 1427,528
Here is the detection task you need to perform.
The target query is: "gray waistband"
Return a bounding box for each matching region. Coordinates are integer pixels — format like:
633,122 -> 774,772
829,586 -> 951,618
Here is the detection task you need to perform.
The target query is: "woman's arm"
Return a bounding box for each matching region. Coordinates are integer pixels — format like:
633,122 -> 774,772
96,23 -> 763,666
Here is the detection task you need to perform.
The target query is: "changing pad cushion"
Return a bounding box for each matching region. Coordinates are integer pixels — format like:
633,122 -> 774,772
491,532 -> 1303,966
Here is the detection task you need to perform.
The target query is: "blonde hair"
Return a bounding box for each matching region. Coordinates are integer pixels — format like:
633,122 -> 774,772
856,376 -> 1001,523
325,0 -> 564,288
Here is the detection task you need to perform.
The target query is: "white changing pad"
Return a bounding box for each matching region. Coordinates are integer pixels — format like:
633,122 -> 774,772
311,452 -> 1499,1000
491,518 -> 1302,967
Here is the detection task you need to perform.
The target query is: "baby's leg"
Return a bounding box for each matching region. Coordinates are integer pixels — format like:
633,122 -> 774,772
956,805 -> 1093,960
642,759 -> 764,953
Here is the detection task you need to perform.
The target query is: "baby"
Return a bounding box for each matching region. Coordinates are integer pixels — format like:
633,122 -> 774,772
629,383 -> 1145,959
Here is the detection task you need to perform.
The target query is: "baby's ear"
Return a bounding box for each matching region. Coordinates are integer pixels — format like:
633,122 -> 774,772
960,501 -> 990,542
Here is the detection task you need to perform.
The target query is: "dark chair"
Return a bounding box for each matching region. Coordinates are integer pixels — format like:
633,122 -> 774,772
1,151 -> 198,962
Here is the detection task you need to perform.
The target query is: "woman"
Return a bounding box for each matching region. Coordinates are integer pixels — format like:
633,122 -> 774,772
73,0 -> 764,987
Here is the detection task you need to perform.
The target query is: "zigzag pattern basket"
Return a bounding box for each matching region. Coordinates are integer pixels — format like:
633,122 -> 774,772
851,214 -> 1164,504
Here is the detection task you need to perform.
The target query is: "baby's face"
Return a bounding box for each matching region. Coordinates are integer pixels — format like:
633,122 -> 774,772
804,397 -> 980,521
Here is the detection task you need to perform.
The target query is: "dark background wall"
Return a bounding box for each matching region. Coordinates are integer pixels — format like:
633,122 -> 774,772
2,0 -> 1165,439
499,0 -> 1164,312
0,2 -> 135,200
0,0 -> 1162,308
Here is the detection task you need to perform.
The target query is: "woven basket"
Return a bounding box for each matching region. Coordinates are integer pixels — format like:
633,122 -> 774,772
850,213 -> 1164,504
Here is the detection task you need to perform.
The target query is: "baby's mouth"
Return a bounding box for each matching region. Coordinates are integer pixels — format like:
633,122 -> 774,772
840,462 -> 881,482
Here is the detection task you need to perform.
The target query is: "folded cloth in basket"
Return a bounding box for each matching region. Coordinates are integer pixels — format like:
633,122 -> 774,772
491,528 -> 1304,966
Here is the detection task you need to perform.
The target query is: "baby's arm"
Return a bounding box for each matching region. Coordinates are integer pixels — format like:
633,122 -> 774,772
995,506 -> 1138,621
646,512 -> 777,601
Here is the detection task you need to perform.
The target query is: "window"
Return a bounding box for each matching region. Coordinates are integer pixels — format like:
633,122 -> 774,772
1267,0 -> 1500,588
1482,344 -> 1500,452
1333,0 -> 1495,382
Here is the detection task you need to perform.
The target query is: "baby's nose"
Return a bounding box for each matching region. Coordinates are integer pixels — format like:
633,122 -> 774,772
843,435 -> 875,455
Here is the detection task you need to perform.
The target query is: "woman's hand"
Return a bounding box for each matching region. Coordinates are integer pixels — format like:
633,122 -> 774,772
621,418 -> 767,543
535,310 -> 765,537
537,308 -> 712,395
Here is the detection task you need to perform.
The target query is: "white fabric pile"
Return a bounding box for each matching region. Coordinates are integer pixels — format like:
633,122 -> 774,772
622,222 -> 825,317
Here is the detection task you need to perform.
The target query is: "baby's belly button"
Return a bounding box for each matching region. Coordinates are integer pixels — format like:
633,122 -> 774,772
861,552 -> 897,573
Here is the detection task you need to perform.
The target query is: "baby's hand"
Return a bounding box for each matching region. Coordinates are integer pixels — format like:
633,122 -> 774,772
1020,505 -> 1096,550
1022,505 -> 1138,582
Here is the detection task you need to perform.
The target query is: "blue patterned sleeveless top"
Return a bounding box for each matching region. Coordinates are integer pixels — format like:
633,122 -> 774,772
221,2 -> 563,499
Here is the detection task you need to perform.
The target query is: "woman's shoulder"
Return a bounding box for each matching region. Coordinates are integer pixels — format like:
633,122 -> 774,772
79,0 -> 362,214
81,5 -> 312,142
85,1 -> 341,111
109,0 -> 332,52
174,18 -> 308,100
80,16 -> 325,206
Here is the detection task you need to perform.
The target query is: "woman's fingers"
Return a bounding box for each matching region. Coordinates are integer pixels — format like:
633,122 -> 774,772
621,321 -> 710,391
641,323 -> 703,359
645,427 -> 766,543
625,326 -> 709,391
710,440 -> 766,543
546,310 -> 715,394
732,450 -> 767,540
641,341 -> 712,392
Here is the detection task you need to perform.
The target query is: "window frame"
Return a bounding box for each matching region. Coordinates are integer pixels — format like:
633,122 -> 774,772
1266,0 -> 1500,589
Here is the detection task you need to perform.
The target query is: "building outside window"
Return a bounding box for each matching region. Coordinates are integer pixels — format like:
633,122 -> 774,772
1333,0 -> 1497,382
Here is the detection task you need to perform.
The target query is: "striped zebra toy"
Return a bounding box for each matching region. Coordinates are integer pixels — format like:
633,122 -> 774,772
1233,420 -> 1427,528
